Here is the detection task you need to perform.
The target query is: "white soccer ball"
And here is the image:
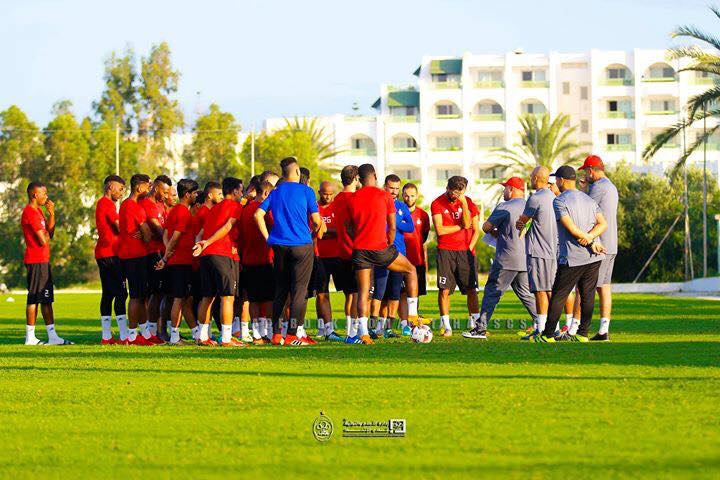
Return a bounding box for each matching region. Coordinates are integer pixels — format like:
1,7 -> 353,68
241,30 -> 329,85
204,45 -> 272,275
411,325 -> 433,343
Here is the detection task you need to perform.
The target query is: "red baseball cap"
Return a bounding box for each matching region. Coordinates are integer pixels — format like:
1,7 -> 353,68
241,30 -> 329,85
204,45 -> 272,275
500,176 -> 525,191
579,155 -> 604,171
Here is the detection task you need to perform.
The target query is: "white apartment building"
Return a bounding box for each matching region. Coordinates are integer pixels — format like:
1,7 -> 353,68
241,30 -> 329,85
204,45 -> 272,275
265,49 -> 720,207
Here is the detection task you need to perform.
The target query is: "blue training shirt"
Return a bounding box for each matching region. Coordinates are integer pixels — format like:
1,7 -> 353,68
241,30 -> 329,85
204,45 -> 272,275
258,182 -> 318,246
393,199 -> 414,255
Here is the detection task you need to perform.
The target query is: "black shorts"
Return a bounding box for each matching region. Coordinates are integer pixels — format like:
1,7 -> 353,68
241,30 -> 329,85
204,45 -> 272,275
121,256 -> 150,300
97,256 -> 126,297
147,252 -> 166,294
199,255 -> 237,297
234,259 -> 242,298
415,265 -> 427,296
437,249 -> 478,295
168,264 -> 193,299
334,259 -> 357,294
191,268 -> 202,299
352,246 -> 399,270
26,263 -> 54,305
307,257 -> 325,298
243,264 -> 275,302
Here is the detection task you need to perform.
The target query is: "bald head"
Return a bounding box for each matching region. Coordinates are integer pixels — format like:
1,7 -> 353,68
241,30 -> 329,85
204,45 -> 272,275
318,180 -> 335,206
531,166 -> 550,190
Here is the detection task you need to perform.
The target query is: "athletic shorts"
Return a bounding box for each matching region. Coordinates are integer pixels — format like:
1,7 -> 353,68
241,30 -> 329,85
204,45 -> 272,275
96,256 -> 127,297
243,264 -> 275,302
147,252 -> 166,294
26,263 -> 54,305
436,249 -> 478,295
334,259 -> 357,294
234,260 -> 242,298
371,267 -> 403,301
352,246 -> 399,271
199,254 -> 238,297
402,265 -> 427,297
121,256 -> 150,300
527,256 -> 557,293
167,264 -> 193,299
597,254 -> 616,287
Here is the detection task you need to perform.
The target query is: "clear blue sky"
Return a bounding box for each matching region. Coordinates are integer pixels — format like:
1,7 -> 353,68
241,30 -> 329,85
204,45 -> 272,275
1,0 -> 716,129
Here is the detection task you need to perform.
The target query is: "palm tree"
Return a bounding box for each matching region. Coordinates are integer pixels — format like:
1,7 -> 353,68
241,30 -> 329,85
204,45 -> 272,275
281,117 -> 346,164
643,5 -> 720,278
491,113 -> 588,182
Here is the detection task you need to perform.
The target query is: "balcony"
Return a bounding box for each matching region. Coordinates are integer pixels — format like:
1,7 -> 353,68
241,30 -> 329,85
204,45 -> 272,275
599,78 -> 634,86
392,147 -> 418,153
387,85 -> 417,92
344,115 -> 376,122
645,110 -> 677,116
690,77 -> 720,86
350,148 -> 377,156
606,144 -> 635,151
642,77 -> 677,83
600,111 -> 634,119
430,81 -> 461,89
387,115 -> 419,123
519,80 -> 549,88
434,113 -> 462,120
471,113 -> 504,121
432,146 -> 462,152
474,81 -> 504,89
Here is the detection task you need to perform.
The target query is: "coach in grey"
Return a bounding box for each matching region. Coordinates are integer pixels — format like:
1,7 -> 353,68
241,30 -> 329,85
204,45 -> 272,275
538,166 -> 607,342
463,176 -> 537,340
516,166 -> 557,336
580,155 -> 618,341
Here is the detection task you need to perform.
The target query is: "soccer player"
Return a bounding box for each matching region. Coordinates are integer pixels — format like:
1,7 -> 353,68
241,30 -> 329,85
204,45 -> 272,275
259,170 -> 280,187
191,181 -> 223,329
255,157 -> 324,346
241,181 -> 275,345
398,182 -> 430,336
313,181 -> 345,341
118,174 -> 155,346
140,175 -> 172,343
95,174 -> 129,344
536,166 -> 607,343
193,177 -> 245,347
369,174 -> 414,339
21,182 -> 72,345
332,165 -> 362,343
515,167 -> 557,339
431,176 -> 481,337
580,155 -> 618,341
345,164 -> 419,345
155,178 -> 201,345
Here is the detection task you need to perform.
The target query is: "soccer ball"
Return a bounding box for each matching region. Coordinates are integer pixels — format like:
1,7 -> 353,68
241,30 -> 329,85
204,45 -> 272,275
411,325 -> 433,343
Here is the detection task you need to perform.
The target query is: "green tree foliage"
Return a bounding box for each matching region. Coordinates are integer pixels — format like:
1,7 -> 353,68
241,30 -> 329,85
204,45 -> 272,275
183,103 -> 241,184
92,47 -> 138,132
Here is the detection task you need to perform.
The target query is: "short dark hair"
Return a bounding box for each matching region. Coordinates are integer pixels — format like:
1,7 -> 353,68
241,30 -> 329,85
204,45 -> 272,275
384,174 -> 401,185
300,167 -> 310,186
130,174 -> 151,191
340,165 -> 359,186
447,176 -> 468,191
204,181 -> 221,194
222,177 -> 243,196
247,175 -> 261,194
280,156 -> 299,177
103,175 -> 125,189
358,164 -> 375,183
177,178 -> 199,199
194,190 -> 206,206
260,170 -> 279,183
402,183 -> 418,194
154,175 -> 172,187
259,181 -> 274,195
27,181 -> 45,196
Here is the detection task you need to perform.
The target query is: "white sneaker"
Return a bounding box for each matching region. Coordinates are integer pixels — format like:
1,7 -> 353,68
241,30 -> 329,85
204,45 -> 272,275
46,337 -> 74,345
241,334 -> 254,343
24,337 -> 45,345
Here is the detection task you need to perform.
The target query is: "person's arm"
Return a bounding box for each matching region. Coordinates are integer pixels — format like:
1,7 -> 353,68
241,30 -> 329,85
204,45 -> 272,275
138,221 -> 152,243
33,228 -> 50,246
458,195 -> 471,229
586,212 -> 608,243
45,200 -> 55,239
396,205 -> 415,234
195,218 -> 237,254
483,207 -> 505,237
310,212 -> 325,239
254,208 -> 270,241
482,220 -> 496,234
421,212 -> 430,243
387,213 -> 396,246
164,231 -> 182,260
468,215 -> 481,252
432,214 -> 462,236
147,218 -> 163,240
111,219 -> 120,234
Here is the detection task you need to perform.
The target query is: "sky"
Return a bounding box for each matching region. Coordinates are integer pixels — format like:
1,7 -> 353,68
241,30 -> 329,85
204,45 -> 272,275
1,0 -> 717,129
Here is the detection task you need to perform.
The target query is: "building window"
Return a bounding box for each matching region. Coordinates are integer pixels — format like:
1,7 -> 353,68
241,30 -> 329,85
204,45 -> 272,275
392,136 -> 417,151
648,65 -> 675,79
521,70 -> 546,82
476,103 -> 503,114
580,86 -> 588,100
390,106 -> 417,116
435,136 -> 462,150
477,136 -> 503,148
607,133 -> 632,145
477,167 -> 505,179
435,103 -> 459,117
389,169 -> 418,181
522,102 -> 546,114
477,70 -> 502,82
436,169 -> 462,181
581,120 -> 589,133
650,99 -> 675,112
608,67 -> 629,79
432,73 -> 460,84
562,82 -> 570,94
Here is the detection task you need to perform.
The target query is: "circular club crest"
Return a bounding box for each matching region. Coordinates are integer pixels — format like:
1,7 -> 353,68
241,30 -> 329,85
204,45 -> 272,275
312,412 -> 333,442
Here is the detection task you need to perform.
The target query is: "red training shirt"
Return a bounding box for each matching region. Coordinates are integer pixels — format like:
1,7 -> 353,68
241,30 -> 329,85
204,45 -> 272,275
317,202 -> 340,258
241,200 -> 274,266
200,199 -> 242,258
347,186 -> 395,251
21,204 -> 50,264
118,198 -> 149,259
404,207 -> 430,266
95,196 -> 119,259
140,197 -> 166,254
332,191 -> 354,260
430,194 -> 480,251
165,204 -> 194,265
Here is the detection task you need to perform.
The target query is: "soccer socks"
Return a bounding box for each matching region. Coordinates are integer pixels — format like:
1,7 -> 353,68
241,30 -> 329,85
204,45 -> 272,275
252,319 -> 262,340
199,323 -> 210,342
221,324 -> 232,344
469,313 -> 479,329
232,317 -> 241,335
376,317 -> 386,334
25,325 -> 40,345
536,314 -> 547,334
440,315 -> 451,332
46,324 -> 61,343
148,322 -> 158,336
565,313 -> 573,329
281,320 -> 289,337
101,316 -> 113,340
165,320 -> 172,335
358,317 -> 369,337
140,322 -> 150,339
128,328 -> 138,342
407,297 -> 419,316
598,317 -> 610,335
400,319 -> 408,329
569,318 -> 580,336
116,314 -> 129,341
170,327 -> 180,344
191,325 -> 200,341
260,317 -> 269,338
346,316 -> 356,337
317,320 -> 325,336
325,320 -> 334,335
241,321 -> 250,339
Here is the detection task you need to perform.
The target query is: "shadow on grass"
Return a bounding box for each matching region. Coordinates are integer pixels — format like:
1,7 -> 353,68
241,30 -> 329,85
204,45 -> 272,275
0,341 -> 718,368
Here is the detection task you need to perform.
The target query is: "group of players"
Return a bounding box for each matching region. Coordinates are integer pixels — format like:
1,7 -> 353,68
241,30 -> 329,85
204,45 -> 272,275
20,153 -> 617,346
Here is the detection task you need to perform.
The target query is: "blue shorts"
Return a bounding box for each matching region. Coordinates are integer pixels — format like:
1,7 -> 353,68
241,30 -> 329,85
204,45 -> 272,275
371,267 -> 403,301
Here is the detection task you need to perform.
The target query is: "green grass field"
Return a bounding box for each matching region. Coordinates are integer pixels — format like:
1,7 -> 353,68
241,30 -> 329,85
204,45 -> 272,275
0,292 -> 719,479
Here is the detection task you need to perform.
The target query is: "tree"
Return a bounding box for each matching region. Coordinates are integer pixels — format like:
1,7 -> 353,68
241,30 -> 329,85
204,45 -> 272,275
492,113 -> 588,182
92,47 -> 138,132
183,103 -> 241,184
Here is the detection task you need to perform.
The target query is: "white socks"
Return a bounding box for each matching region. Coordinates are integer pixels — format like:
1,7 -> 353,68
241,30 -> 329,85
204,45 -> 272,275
170,327 -> 180,344
128,328 -> 138,342
199,323 -> 210,342
346,316 -> 356,337
241,321 -> 250,339
221,324 -> 232,344
252,319 -> 261,340
407,297 -> 418,316
46,324 -> 61,344
565,313 -> 573,329
317,320 -> 325,336
536,314 -> 547,334
440,315 -> 451,332
375,317 -> 386,334
148,322 -> 158,336
101,316 -> 112,340
260,318 -> 269,338
324,320 -> 334,335
140,322 -> 150,339
297,324 -> 306,339
25,325 -> 41,345
232,317 -> 240,335
569,318 -> 580,336
598,317 -> 610,335
469,313 -> 479,329
191,325 -> 200,340
400,319 -> 408,329
281,320 -> 288,337
117,315 -> 128,340
358,317 -> 369,337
